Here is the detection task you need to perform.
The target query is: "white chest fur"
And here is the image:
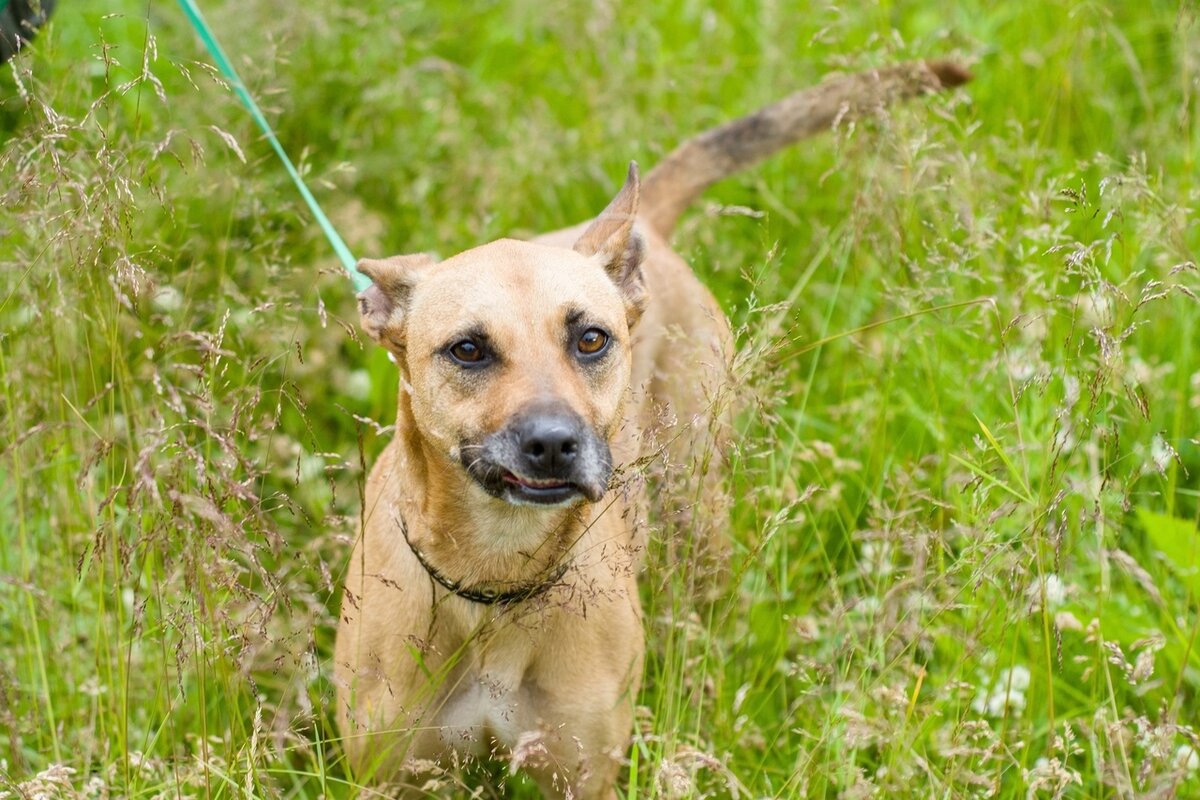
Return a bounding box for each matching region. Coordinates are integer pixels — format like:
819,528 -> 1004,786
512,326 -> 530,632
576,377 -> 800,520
430,613 -> 545,756
434,670 -> 529,755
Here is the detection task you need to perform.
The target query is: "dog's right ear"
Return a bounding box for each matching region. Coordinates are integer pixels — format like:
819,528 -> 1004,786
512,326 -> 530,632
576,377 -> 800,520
356,253 -> 438,356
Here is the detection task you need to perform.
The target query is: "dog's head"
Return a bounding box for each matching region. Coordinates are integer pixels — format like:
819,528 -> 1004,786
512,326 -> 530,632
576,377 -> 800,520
356,164 -> 646,508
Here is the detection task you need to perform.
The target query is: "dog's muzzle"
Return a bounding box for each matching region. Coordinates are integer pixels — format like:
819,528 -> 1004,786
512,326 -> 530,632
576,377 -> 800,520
461,404 -> 612,506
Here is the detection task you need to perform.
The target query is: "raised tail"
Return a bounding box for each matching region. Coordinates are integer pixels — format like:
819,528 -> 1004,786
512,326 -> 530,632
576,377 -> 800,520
638,60 -> 971,237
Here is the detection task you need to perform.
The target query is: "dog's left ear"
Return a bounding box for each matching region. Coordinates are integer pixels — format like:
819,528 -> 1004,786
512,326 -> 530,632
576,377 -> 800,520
356,253 -> 438,357
573,162 -> 648,326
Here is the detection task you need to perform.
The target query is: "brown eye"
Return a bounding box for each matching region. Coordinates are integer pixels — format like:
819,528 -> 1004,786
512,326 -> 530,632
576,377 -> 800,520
577,328 -> 609,356
449,340 -> 485,364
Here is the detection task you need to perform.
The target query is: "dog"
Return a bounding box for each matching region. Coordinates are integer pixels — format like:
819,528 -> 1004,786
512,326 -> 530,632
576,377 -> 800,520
335,60 -> 969,798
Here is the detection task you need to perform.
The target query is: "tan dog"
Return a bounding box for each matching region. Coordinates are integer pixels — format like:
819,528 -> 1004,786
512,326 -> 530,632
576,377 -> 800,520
335,60 -> 969,798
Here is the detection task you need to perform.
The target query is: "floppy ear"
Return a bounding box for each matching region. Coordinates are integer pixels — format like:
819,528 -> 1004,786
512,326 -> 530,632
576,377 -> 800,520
573,162 -> 648,326
356,253 -> 438,356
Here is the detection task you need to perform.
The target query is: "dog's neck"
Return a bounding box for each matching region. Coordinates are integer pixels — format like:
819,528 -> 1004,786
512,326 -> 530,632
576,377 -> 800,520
391,398 -> 588,594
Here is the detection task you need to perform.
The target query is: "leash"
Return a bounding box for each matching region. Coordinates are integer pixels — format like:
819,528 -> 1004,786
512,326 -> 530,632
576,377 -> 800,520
175,0 -> 372,292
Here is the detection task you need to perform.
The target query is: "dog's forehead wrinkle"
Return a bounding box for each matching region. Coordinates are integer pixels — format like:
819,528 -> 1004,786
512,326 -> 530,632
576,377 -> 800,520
443,321 -> 490,345
424,239 -> 626,302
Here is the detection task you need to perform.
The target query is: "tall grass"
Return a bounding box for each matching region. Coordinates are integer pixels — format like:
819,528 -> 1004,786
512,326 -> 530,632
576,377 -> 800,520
1,1 -> 1197,797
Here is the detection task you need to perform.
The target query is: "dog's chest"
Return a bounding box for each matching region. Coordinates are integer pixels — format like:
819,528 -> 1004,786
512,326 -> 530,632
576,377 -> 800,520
432,627 -> 539,754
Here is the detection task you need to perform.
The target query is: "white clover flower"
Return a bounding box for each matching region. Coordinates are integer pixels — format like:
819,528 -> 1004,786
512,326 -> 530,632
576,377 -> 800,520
83,776 -> 107,800
1151,434 -> 1177,474
1006,347 -> 1037,382
1079,291 -> 1114,328
345,368 -> 372,401
861,541 -> 893,577
1055,611 -> 1083,632
972,665 -> 1031,717
1062,374 -> 1080,407
298,453 -> 325,482
1175,744 -> 1200,774
1045,574 -> 1067,606
1028,574 -> 1068,611
151,285 -> 184,313
1007,665 -> 1032,692
80,675 -> 108,698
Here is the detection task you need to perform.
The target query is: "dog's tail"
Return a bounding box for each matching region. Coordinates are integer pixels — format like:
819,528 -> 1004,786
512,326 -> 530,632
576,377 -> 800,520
638,60 -> 971,238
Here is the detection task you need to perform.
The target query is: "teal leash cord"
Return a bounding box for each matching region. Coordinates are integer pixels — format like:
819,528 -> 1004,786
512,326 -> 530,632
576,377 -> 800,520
175,0 -> 371,292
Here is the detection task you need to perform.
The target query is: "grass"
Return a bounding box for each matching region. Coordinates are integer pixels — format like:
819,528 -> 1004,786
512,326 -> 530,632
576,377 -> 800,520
1,0 -> 1199,797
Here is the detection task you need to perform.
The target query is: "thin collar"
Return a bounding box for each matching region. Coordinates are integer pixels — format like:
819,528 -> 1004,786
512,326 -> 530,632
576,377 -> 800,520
398,516 -> 571,605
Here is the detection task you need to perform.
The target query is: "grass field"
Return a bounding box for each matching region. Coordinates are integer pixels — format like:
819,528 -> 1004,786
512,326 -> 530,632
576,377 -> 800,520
2,1 -> 1199,797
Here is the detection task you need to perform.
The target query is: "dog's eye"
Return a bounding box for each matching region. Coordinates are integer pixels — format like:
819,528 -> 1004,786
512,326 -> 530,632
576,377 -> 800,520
448,340 -> 485,365
577,328 -> 609,356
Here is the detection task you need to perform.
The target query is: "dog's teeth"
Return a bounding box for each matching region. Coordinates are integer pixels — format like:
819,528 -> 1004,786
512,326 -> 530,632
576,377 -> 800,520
517,476 -> 566,488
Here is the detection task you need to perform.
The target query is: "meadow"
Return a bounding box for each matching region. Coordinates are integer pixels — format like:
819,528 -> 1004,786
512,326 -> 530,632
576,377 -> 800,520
2,1 -> 1198,797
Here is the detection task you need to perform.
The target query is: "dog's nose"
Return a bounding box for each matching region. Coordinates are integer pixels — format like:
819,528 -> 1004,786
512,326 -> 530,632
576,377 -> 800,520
516,416 -> 580,474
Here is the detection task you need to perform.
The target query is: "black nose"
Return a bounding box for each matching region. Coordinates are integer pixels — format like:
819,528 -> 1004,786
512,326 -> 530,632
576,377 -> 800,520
516,415 -> 581,474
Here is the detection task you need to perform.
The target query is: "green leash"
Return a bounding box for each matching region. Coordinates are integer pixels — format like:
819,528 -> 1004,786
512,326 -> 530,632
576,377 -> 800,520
175,0 -> 371,291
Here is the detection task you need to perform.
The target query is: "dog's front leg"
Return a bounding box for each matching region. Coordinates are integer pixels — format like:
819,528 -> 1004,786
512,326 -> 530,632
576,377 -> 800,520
508,599 -> 642,800
514,707 -> 630,800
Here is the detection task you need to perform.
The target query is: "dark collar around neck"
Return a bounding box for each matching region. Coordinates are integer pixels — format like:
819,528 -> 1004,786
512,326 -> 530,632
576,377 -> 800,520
398,515 -> 570,605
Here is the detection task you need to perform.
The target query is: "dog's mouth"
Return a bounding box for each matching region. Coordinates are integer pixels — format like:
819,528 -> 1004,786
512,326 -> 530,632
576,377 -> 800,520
502,471 -> 571,490
500,470 -> 582,504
